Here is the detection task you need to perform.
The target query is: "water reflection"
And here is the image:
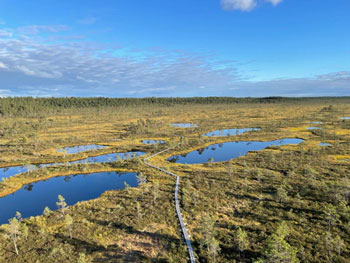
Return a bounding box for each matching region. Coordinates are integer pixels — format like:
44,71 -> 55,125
57,144 -> 106,154
0,151 -> 145,180
170,123 -> 198,128
204,128 -> 260,137
0,172 -> 138,224
141,140 -> 164,144
167,138 -> 303,164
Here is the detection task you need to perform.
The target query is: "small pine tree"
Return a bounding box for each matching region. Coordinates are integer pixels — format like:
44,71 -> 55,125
56,195 -> 67,217
275,184 -> 288,203
78,252 -> 88,263
209,237 -> 220,263
152,181 -> 159,205
5,217 -> 21,255
43,206 -> 52,216
199,214 -> 216,252
323,203 -> 340,232
64,214 -> 74,239
255,221 -> 299,263
235,227 -> 249,252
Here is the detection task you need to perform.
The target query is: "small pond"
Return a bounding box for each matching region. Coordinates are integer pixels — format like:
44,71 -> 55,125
319,143 -> 332,146
0,166 -> 29,180
170,123 -> 198,128
0,172 -> 138,225
57,144 -> 106,154
65,151 -> 145,165
310,121 -> 323,124
341,117 -> 350,120
167,138 -> 303,164
307,127 -> 321,130
204,128 -> 260,137
142,140 -> 164,144
0,151 -> 145,180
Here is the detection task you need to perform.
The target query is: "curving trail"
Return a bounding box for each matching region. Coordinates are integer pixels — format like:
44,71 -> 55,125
144,147 -> 196,263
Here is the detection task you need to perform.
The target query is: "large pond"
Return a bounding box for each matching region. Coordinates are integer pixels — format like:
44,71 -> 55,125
0,151 -> 145,180
167,138 -> 303,164
204,128 -> 259,137
0,172 -> 138,225
307,127 -> 321,130
57,144 -> 106,154
170,123 -> 198,128
341,117 -> 350,120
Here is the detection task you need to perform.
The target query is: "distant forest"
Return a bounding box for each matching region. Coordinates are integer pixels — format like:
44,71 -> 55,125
0,96 -> 349,117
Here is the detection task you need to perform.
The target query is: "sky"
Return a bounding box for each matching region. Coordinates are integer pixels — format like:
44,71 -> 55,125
0,0 -> 349,97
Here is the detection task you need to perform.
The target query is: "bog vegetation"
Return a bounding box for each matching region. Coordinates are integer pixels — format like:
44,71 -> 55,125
0,97 -> 349,263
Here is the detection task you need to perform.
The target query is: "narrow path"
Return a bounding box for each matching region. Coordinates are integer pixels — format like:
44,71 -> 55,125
144,147 -> 196,263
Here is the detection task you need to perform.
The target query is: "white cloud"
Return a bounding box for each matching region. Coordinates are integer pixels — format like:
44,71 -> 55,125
221,0 -> 283,11
0,32 -> 240,97
17,25 -> 69,35
0,62 -> 7,69
128,87 -> 176,95
0,25 -> 348,97
78,17 -> 97,25
0,30 -> 13,38
265,0 -> 283,6
221,0 -> 257,11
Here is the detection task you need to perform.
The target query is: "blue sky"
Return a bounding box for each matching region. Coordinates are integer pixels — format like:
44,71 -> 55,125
0,0 -> 349,97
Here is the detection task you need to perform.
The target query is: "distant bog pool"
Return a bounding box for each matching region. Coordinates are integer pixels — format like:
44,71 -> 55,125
0,166 -> 29,180
57,144 -> 106,154
204,128 -> 260,137
0,172 -> 138,225
167,138 -> 303,164
142,140 -> 164,144
65,151 -> 145,165
170,123 -> 198,128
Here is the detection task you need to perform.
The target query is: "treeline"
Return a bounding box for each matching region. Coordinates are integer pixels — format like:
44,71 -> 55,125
0,96 -> 349,117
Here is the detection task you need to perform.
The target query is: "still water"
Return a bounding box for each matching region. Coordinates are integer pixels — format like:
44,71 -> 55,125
0,151 -> 145,180
57,144 -> 106,154
170,123 -> 198,128
142,140 -> 164,144
0,172 -> 138,224
167,138 -> 303,164
204,128 -> 259,137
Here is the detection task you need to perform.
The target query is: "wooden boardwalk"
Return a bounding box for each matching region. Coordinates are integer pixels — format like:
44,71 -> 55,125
144,148 -> 196,263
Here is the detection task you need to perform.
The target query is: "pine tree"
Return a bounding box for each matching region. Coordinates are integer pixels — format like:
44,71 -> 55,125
56,195 -> 67,217
64,214 -> 74,239
209,237 -> 220,263
323,203 -> 340,232
255,221 -> 299,263
199,214 -> 216,253
235,227 -> 249,252
5,217 -> 21,255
